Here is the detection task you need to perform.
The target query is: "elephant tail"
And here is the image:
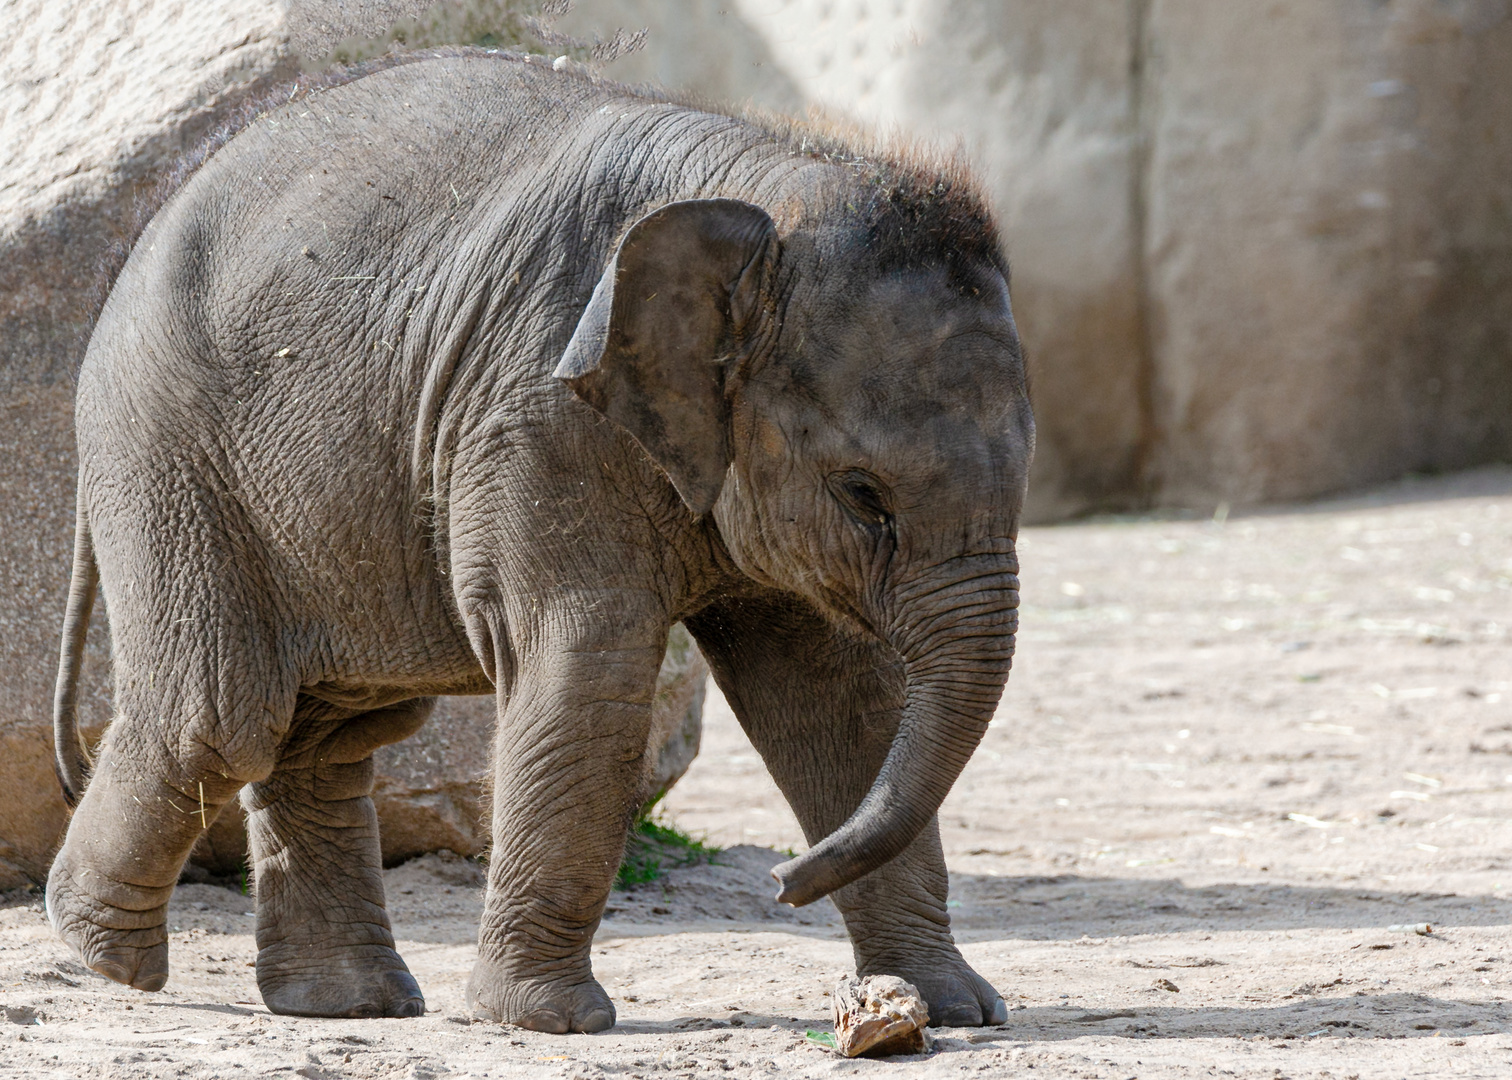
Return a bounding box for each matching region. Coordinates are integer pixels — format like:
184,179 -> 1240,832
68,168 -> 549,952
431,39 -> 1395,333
53,490 -> 98,808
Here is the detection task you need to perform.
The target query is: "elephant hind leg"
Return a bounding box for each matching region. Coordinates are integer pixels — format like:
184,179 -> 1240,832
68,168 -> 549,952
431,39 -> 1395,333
247,696 -> 432,1019
46,662 -> 288,994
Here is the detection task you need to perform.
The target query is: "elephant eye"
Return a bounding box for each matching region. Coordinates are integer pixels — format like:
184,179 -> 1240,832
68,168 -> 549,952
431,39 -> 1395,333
828,470 -> 894,531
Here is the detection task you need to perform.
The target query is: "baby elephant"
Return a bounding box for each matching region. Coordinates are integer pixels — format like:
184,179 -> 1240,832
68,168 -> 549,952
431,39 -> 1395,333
48,49 -> 1033,1032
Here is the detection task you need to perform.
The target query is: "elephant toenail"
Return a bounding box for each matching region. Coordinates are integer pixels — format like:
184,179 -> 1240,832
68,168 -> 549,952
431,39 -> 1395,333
578,1007 -> 615,1033
393,996 -> 426,1018
933,1001 -> 983,1027
517,1009 -> 570,1034
90,959 -> 131,985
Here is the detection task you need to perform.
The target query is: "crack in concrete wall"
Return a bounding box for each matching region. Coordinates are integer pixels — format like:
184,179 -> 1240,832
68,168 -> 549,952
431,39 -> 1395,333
1127,0 -> 1160,506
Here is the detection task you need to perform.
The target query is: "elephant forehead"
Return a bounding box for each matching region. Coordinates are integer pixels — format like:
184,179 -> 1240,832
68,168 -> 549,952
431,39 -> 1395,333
766,354 -> 1024,478
741,387 -> 1020,511
784,271 -> 1021,404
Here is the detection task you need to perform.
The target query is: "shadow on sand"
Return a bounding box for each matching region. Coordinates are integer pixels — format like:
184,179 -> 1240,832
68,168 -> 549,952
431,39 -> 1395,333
596,991 -> 1510,1044
983,991 -> 1510,1042
948,872 -> 1512,940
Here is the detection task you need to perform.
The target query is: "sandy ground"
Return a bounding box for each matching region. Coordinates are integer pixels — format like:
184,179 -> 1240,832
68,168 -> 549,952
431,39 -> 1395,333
3,465 -> 1511,1078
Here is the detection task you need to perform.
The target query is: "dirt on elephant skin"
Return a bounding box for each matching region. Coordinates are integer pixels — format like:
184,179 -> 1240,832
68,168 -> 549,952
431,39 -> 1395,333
2,465 -> 1511,1078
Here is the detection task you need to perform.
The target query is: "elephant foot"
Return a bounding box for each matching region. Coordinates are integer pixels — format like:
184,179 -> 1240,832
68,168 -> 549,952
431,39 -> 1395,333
861,955 -> 1008,1028
466,960 -> 615,1033
258,945 -> 425,1018
46,857 -> 171,992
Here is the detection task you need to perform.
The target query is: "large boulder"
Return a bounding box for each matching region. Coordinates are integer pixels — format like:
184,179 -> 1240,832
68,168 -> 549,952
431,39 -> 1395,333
0,0 -> 297,890
0,0 -> 705,888
190,624 -> 706,872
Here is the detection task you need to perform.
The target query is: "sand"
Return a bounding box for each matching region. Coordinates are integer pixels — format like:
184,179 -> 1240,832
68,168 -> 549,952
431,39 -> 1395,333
3,465 -> 1510,1078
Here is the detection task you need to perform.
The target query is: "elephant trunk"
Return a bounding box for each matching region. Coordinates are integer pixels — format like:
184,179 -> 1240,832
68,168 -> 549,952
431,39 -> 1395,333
771,553 -> 1020,906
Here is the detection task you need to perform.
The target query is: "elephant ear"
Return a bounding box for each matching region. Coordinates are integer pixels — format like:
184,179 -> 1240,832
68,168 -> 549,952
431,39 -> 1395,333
554,198 -> 778,515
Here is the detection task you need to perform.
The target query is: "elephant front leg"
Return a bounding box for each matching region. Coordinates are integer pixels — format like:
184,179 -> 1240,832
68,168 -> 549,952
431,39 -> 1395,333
467,629 -> 665,1033
688,599 -> 1008,1027
246,699 -> 431,1018
832,823 -> 1009,1026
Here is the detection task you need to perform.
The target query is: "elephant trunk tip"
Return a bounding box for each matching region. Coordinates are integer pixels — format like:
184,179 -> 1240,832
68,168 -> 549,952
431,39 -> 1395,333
770,856 -> 823,908
770,846 -> 874,907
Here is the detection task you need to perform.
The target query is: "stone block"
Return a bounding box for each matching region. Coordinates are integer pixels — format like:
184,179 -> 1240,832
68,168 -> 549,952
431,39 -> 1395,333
189,625 -> 708,873
571,0 -> 1512,514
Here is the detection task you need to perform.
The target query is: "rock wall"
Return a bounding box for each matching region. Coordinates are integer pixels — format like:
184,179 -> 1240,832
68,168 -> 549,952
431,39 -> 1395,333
566,0 -> 1512,518
189,624 -> 706,874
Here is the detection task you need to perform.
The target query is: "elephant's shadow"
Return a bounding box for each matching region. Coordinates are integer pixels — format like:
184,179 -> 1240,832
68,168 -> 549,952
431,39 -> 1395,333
161,854 -> 1511,945
136,858 -> 1512,1045
946,872 -> 1512,939
372,853 -> 1511,942
616,992 -> 1511,1042
944,991 -> 1510,1043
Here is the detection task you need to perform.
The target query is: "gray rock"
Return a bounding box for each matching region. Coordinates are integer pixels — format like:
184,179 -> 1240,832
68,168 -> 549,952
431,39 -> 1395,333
190,625 -> 708,872
643,623 -> 707,805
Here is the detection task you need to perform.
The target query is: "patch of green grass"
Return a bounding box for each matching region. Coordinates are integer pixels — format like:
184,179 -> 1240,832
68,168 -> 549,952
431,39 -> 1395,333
805,1030 -> 839,1052
615,805 -> 718,890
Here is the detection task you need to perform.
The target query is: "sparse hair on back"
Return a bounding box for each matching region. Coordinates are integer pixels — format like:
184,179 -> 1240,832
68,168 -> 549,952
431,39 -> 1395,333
725,103 -> 1006,279
88,46 -> 1004,354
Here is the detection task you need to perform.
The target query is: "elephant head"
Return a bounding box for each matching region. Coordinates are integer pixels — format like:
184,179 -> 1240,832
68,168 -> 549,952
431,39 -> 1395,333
556,190 -> 1033,906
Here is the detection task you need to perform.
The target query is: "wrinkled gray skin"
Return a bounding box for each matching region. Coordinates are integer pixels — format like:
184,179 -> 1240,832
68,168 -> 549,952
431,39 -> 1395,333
47,52 -> 1033,1033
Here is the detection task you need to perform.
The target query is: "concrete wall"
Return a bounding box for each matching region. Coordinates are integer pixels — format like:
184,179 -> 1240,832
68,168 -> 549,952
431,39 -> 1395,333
567,0 -> 1512,518
1142,1 -> 1512,506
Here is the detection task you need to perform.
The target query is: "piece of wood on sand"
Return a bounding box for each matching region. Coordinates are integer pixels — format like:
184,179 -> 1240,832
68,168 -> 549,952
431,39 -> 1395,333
832,975 -> 932,1057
